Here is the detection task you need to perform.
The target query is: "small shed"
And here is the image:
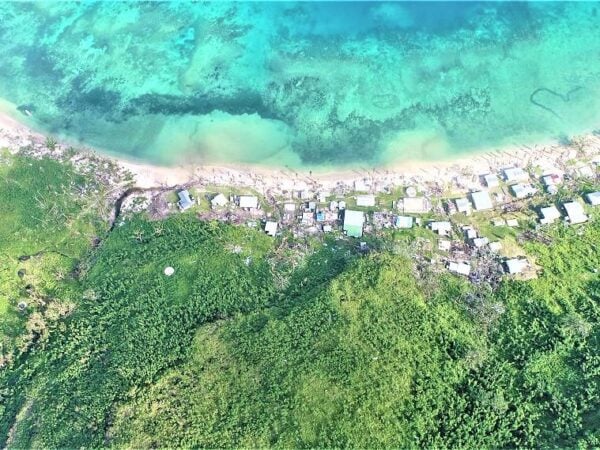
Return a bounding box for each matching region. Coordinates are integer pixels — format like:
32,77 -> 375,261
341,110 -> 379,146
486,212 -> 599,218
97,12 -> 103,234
356,195 -> 376,207
563,201 -> 588,224
265,221 -> 278,237
438,239 -> 451,252
343,210 -> 365,238
338,201 -> 347,210
470,191 -> 493,211
211,193 -> 228,208
284,203 -> 296,212
506,219 -> 519,227
177,190 -> 194,211
239,195 -> 258,209
542,173 -> 561,186
472,237 -> 489,248
585,192 -> 600,206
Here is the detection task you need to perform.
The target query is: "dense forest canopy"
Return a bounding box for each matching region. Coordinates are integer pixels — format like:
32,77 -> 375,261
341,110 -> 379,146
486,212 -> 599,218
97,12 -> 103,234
0,154 -> 599,448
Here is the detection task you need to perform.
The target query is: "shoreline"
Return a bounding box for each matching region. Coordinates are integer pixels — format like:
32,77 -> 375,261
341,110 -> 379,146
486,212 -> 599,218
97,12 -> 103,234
1,107 -> 599,193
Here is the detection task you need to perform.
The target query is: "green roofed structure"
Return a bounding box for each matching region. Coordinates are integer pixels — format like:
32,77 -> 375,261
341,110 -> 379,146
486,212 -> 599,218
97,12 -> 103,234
343,209 -> 364,238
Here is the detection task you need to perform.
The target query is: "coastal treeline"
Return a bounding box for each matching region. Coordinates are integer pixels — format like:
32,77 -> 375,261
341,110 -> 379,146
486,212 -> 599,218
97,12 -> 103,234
1,156 -> 599,448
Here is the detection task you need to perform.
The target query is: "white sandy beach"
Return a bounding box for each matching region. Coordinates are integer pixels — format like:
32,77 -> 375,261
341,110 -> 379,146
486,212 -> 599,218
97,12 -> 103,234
1,107 -> 599,194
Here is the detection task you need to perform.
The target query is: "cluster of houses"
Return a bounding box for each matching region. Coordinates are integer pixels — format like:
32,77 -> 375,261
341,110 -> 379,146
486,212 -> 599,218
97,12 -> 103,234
173,163 -> 599,280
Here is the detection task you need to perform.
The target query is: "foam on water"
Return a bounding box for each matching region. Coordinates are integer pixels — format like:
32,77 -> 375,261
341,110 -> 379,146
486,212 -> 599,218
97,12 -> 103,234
0,2 -> 599,167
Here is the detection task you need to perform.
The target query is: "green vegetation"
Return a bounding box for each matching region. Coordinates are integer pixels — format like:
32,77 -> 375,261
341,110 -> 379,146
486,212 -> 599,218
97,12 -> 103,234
0,152 -> 109,360
0,156 -> 599,448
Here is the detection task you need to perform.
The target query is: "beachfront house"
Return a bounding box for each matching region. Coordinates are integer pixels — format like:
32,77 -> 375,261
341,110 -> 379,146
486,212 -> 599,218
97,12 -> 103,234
503,167 -> 529,183
398,197 -> 431,214
177,190 -> 194,211
238,195 -> 259,209
455,197 -> 471,215
585,192 -> 600,206
563,201 -> 588,224
483,173 -> 499,188
505,258 -> 527,274
510,183 -> 537,199
265,221 -> 278,237
429,221 -> 452,236
343,210 -> 364,238
539,205 -> 561,225
210,193 -> 228,209
394,216 -> 413,229
470,191 -> 493,211
449,261 -> 471,276
356,194 -> 376,207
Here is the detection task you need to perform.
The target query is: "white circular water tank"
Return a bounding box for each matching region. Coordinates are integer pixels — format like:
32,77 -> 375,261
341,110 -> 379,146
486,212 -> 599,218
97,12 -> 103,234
406,186 -> 417,198
164,266 -> 175,276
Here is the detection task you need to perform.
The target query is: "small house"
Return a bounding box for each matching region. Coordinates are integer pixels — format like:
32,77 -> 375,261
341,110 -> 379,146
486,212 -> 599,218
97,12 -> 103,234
585,192 -> 600,206
539,205 -> 561,224
338,201 -> 347,210
284,203 -> 296,212
438,240 -> 451,252
210,193 -> 228,208
265,221 -> 278,237
542,173 -> 561,187
323,225 -> 333,232
343,210 -> 365,238
356,194 -> 376,207
449,261 -> 471,276
177,190 -> 194,211
395,216 -> 413,229
489,241 -> 502,252
506,219 -> 519,227
470,191 -> 493,211
510,183 -> 537,199
503,167 -> 529,183
505,258 -> 527,274
455,198 -> 471,215
316,211 -> 326,222
563,201 -> 588,224
472,237 -> 489,248
317,192 -> 330,203
483,173 -> 499,188
239,195 -> 258,209
429,221 -> 452,236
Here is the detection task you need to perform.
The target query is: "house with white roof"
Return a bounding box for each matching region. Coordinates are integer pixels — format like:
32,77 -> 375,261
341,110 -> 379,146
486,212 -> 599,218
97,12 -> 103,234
238,195 -> 258,209
510,183 -> 537,199
542,173 -> 562,187
483,174 -> 499,188
395,216 -> 414,229
429,221 -> 452,236
210,193 -> 228,208
449,261 -> 471,276
455,198 -> 471,215
284,203 -> 296,212
585,192 -> 600,206
343,210 -> 365,238
505,258 -> 528,274
539,205 -> 561,224
503,167 -> 529,183
470,191 -> 493,211
356,195 -> 376,207
264,221 -> 278,237
563,201 -> 588,224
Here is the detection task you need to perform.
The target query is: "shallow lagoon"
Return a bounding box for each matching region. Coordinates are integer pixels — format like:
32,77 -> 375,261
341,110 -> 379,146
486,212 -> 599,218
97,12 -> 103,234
0,2 -> 599,167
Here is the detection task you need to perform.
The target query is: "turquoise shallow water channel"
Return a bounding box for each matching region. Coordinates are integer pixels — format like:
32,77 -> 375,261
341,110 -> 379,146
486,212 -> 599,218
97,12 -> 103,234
0,2 -> 599,167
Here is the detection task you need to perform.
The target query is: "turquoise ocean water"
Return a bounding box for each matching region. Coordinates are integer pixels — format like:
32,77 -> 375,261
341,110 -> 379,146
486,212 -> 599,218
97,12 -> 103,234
0,2 -> 599,167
